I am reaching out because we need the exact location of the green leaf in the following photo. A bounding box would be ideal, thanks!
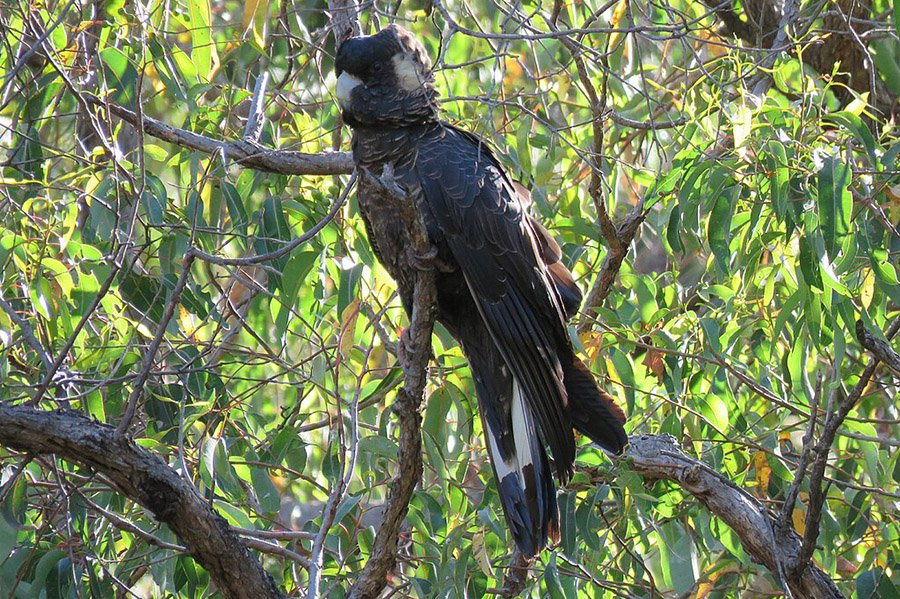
[824,112,878,165]
[817,156,852,259]
[337,263,363,317]
[873,39,900,95]
[707,188,734,275]
[666,204,684,254]
[359,435,398,460]
[700,317,721,353]
[703,371,730,432]
[141,175,168,226]
[100,47,138,107]
[558,491,577,556]
[798,235,824,290]
[148,38,187,101]
[869,247,899,285]
[254,197,292,290]
[857,568,900,599]
[189,0,213,80]
[896,0,900,36]
[220,182,249,236]
[250,467,281,514]
[661,521,697,595]
[765,140,790,222]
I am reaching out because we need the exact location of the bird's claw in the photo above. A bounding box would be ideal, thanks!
[405,245,454,273]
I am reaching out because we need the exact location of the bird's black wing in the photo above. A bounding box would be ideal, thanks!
[415,124,576,479]
[511,180,583,320]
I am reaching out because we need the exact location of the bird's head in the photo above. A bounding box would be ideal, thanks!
[335,24,438,127]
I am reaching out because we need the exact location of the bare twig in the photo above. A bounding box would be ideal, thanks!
[192,172,357,268]
[0,404,284,599]
[542,9,647,332]
[577,202,645,330]
[31,266,120,405]
[748,0,801,98]
[116,252,196,435]
[0,0,78,105]
[77,489,187,552]
[232,526,316,541]
[307,301,367,599]
[244,73,269,143]
[433,0,684,40]
[242,536,311,568]
[777,375,821,537]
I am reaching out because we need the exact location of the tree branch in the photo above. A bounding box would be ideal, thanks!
[543,6,647,333]
[797,316,900,573]
[855,319,900,374]
[348,165,438,599]
[117,251,195,435]
[496,552,530,597]
[577,203,645,332]
[0,404,284,599]
[85,96,354,176]
[243,72,269,144]
[627,434,843,599]
[328,0,360,43]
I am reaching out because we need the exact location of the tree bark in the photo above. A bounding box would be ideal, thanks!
[0,404,284,599]
[627,434,844,599]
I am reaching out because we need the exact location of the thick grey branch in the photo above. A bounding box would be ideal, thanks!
[0,404,283,599]
[627,434,843,599]
[328,0,360,43]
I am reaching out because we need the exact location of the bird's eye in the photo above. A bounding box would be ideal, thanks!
[370,63,384,74]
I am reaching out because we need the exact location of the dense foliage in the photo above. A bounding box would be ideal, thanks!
[0,0,897,596]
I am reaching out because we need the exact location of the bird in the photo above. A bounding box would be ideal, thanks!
[334,24,628,558]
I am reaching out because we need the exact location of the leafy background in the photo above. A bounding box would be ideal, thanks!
[0,0,898,596]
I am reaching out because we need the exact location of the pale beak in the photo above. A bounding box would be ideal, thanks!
[336,71,363,107]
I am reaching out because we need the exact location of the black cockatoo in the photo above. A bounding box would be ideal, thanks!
[335,24,627,557]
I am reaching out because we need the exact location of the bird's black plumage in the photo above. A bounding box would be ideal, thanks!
[335,24,628,557]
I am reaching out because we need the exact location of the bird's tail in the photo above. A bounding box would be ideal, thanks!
[562,357,628,454]
[481,376,559,557]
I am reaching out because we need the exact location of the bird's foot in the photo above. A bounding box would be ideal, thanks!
[361,165,408,200]
[404,245,455,273]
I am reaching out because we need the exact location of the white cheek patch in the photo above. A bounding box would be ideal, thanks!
[391,53,426,93]
[336,72,363,106]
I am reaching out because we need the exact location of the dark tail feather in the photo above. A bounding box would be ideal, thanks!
[562,358,628,454]
[481,378,559,557]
